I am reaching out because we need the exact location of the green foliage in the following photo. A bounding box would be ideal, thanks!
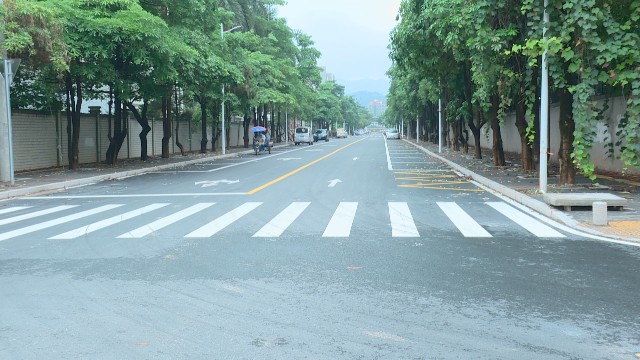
[390,0,640,177]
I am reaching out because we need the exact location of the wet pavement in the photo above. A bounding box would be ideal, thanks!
[1,139,638,243]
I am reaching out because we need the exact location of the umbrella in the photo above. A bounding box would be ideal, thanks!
[250,126,266,133]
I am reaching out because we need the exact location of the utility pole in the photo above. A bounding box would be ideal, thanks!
[539,0,549,193]
[220,24,241,155]
[0,0,15,184]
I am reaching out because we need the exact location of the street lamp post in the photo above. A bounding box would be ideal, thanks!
[220,24,241,155]
[539,0,549,193]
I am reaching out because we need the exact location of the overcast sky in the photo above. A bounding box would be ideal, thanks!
[277,0,401,95]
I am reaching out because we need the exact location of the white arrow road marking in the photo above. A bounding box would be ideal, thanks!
[277,158,302,161]
[353,157,359,161]
[195,179,240,188]
[328,179,342,188]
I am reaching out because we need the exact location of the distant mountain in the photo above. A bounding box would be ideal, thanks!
[342,78,389,99]
[349,91,387,108]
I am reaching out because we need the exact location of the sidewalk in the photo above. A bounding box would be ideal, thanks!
[0,140,638,244]
[409,140,639,244]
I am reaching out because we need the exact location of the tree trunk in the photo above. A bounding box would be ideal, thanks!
[105,94,127,165]
[211,99,220,152]
[161,95,172,158]
[126,100,151,161]
[64,74,82,170]
[460,118,469,153]
[199,97,208,153]
[531,67,541,171]
[558,87,576,185]
[463,60,484,159]
[174,86,184,156]
[514,94,534,171]
[490,95,506,166]
[243,112,251,148]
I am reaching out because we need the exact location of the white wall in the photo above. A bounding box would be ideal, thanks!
[476,96,638,175]
[10,110,248,171]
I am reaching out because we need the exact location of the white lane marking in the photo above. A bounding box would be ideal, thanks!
[195,179,240,188]
[437,202,492,238]
[323,202,358,237]
[118,203,215,238]
[0,205,77,226]
[384,137,393,171]
[0,206,32,216]
[0,205,122,242]
[185,202,262,238]
[389,202,419,237]
[328,179,342,188]
[29,193,246,199]
[179,146,305,173]
[487,202,566,238]
[50,203,169,239]
[253,202,310,237]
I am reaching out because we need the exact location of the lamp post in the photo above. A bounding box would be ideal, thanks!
[539,0,549,193]
[220,24,241,155]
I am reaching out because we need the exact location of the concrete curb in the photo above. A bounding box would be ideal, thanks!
[404,140,639,243]
[0,149,256,201]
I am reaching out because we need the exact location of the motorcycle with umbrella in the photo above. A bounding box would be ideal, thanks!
[251,126,272,155]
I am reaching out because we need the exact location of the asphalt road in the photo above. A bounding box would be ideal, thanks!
[1,134,639,359]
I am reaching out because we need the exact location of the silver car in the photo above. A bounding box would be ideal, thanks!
[386,129,400,139]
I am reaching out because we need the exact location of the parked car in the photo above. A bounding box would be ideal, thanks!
[314,129,329,142]
[294,127,313,145]
[386,129,400,139]
[336,128,347,138]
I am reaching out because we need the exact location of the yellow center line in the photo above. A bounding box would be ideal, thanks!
[246,137,368,195]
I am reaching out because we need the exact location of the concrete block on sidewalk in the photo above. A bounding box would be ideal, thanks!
[592,201,608,226]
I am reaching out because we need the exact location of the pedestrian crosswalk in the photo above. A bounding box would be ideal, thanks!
[0,201,566,242]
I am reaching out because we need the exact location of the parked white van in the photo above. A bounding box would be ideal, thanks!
[294,127,313,145]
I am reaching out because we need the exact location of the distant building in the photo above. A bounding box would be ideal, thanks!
[368,99,386,119]
[320,66,335,82]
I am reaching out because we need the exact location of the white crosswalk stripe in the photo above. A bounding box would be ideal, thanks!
[0,206,32,216]
[0,205,122,242]
[487,202,565,238]
[185,202,262,238]
[0,205,77,226]
[323,202,358,237]
[389,202,420,237]
[0,201,569,241]
[438,202,492,237]
[254,202,309,237]
[118,203,215,238]
[50,203,169,240]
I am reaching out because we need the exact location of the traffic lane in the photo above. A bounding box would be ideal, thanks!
[16,143,343,198]
[386,139,494,203]
[2,226,639,358]
[256,135,397,203]
[243,137,370,198]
